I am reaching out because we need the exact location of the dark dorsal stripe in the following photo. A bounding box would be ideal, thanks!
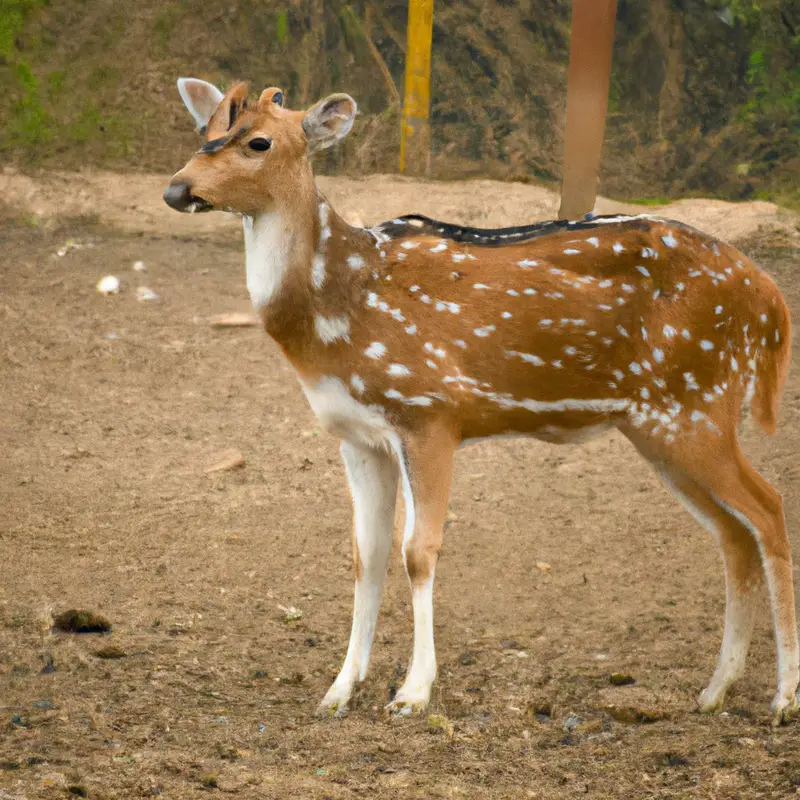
[377,213,654,246]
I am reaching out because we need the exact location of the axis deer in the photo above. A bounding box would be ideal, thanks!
[164,78,798,723]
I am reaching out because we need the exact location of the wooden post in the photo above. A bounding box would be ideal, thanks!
[558,0,618,221]
[400,0,434,176]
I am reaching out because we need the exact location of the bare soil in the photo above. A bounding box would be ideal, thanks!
[2,173,800,799]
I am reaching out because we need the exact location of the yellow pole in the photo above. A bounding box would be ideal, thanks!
[400,0,434,176]
[558,0,618,220]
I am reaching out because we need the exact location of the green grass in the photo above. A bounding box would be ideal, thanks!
[625,196,671,207]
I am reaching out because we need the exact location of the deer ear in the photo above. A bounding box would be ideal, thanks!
[177,78,224,131]
[302,94,357,153]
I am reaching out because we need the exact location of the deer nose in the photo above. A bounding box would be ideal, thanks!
[163,181,192,211]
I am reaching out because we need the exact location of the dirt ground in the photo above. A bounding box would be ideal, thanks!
[2,173,800,799]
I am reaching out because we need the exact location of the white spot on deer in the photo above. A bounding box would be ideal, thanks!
[524,288,537,295]
[564,248,580,255]
[473,325,496,338]
[452,253,467,262]
[405,324,417,335]
[617,325,629,338]
[421,295,433,304]
[396,252,407,261]
[409,285,420,293]
[715,305,724,315]
[700,340,714,351]
[384,389,433,406]
[366,292,379,308]
[551,360,563,368]
[598,304,613,311]
[652,347,664,363]
[744,278,751,285]
[630,362,643,375]
[760,313,768,323]
[618,284,634,295]
[430,242,448,253]
[507,289,520,297]
[641,327,649,341]
[314,314,351,345]
[640,387,650,399]
[350,374,365,395]
[539,319,553,327]
[612,242,625,254]
[587,236,600,248]
[684,372,699,391]
[730,355,739,372]
[613,369,625,381]
[506,350,545,366]
[518,259,538,267]
[454,339,467,349]
[598,279,613,288]
[564,346,577,356]
[703,392,714,403]
[681,329,692,340]
[502,311,513,319]
[401,240,419,249]
[311,253,326,289]
[390,308,406,322]
[775,329,781,343]
[663,325,676,339]
[636,265,651,277]
[661,232,678,248]
[654,377,666,389]
[387,363,411,377]
[474,283,490,290]
[347,254,365,270]
[425,359,438,369]
[641,247,658,259]
[365,342,387,360]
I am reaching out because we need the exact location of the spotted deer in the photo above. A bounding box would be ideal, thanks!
[164,78,798,723]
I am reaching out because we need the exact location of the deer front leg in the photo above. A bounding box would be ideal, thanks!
[386,424,457,715]
[318,441,398,716]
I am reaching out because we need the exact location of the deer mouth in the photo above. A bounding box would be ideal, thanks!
[184,195,214,213]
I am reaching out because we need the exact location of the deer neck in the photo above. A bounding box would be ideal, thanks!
[242,189,374,348]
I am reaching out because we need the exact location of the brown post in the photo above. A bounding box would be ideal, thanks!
[400,0,434,176]
[558,0,618,221]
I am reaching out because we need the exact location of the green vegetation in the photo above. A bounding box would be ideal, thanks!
[0,0,797,209]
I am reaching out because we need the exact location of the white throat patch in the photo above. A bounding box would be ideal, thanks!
[243,212,290,309]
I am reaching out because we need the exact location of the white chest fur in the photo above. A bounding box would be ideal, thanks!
[300,376,394,451]
[243,212,291,309]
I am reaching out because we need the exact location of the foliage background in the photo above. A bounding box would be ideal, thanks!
[0,0,797,206]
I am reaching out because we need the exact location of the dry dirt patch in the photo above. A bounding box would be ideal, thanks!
[1,174,800,798]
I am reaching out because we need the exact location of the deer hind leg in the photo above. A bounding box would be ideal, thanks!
[386,423,457,715]
[318,440,398,716]
[655,463,763,712]
[629,428,799,724]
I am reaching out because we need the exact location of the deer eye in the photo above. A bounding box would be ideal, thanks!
[248,137,272,152]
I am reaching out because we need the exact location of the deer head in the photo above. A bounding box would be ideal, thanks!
[164,79,357,217]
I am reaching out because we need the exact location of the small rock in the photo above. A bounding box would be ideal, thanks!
[279,605,303,623]
[209,312,259,328]
[31,699,56,710]
[500,640,520,650]
[609,673,636,686]
[96,275,120,295]
[458,651,476,666]
[563,713,582,732]
[204,448,245,473]
[535,561,552,573]
[604,704,667,724]
[94,645,126,659]
[136,286,160,302]
[427,714,454,738]
[132,260,147,272]
[53,609,112,634]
